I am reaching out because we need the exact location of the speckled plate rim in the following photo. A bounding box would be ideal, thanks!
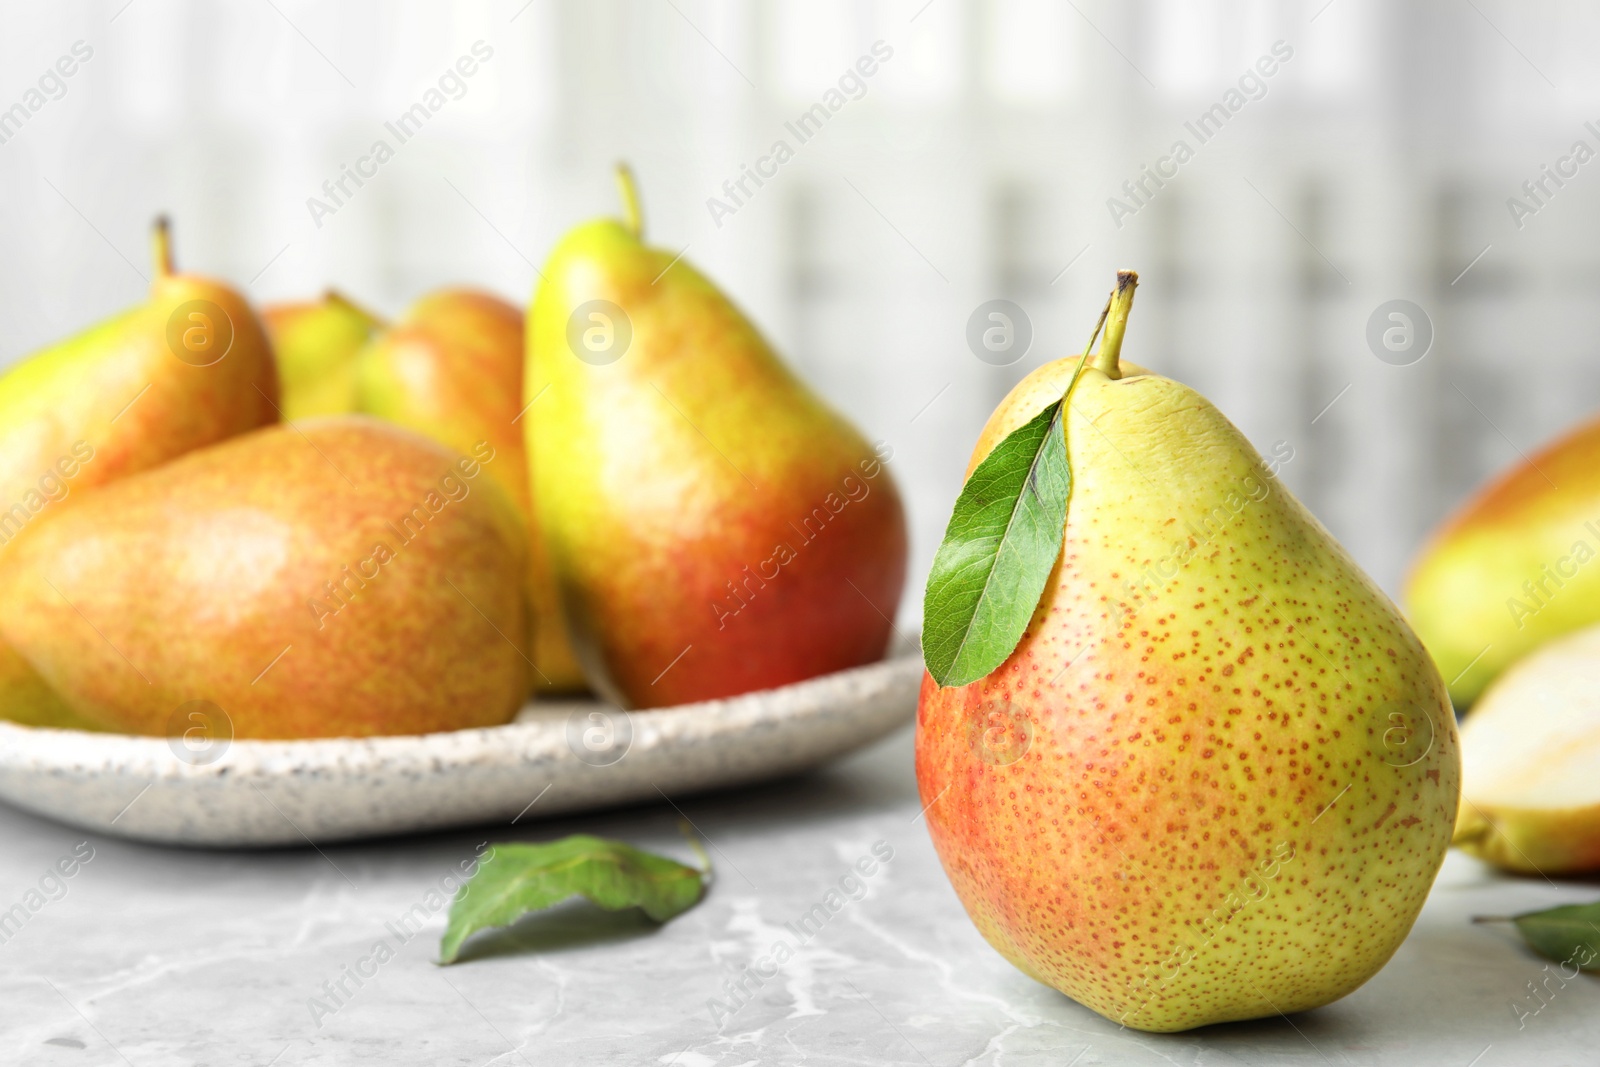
[0,650,924,848]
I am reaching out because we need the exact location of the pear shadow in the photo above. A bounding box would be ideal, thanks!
[445,896,664,964]
[1150,1001,1355,1043]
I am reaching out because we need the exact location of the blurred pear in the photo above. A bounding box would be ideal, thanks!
[0,217,278,728]
[357,288,585,692]
[1407,414,1600,707]
[527,166,907,709]
[263,290,385,420]
[0,418,528,739]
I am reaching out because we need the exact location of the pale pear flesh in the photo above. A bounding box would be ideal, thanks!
[1454,623,1600,873]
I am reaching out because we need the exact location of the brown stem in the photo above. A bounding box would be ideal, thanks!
[151,216,174,279]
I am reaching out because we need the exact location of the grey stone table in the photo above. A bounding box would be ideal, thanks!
[1,723,1596,1066]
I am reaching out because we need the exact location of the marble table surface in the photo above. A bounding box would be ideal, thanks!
[1,722,1596,1066]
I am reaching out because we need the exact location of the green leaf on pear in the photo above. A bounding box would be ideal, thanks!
[438,835,708,964]
[921,389,1075,689]
[1483,901,1600,972]
[920,277,1133,689]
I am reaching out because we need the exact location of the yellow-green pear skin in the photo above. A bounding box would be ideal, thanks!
[0,418,528,739]
[915,279,1460,1032]
[263,290,384,420]
[1453,622,1600,873]
[527,171,907,709]
[357,288,585,692]
[1406,414,1600,707]
[0,643,103,731]
[0,218,278,728]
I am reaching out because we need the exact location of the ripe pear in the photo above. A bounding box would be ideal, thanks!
[915,274,1460,1032]
[0,218,277,499]
[528,167,907,708]
[1453,622,1600,873]
[1406,414,1600,707]
[0,217,277,728]
[0,418,528,739]
[356,287,585,693]
[263,290,384,420]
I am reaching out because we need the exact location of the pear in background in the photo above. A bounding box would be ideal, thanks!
[916,274,1460,1032]
[527,167,908,709]
[0,418,528,739]
[1454,622,1600,873]
[0,217,278,727]
[263,290,385,420]
[0,644,102,731]
[356,288,585,692]
[1406,414,1600,707]
[0,218,277,496]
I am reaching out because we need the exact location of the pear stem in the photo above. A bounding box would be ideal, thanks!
[152,215,174,279]
[1091,270,1139,379]
[1078,294,1113,361]
[615,162,644,239]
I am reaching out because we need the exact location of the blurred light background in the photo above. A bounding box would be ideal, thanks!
[0,0,1589,620]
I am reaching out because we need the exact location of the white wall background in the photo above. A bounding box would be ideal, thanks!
[0,0,1593,619]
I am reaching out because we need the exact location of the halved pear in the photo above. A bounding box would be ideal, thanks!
[1455,623,1600,873]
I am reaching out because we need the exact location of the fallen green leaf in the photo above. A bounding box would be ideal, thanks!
[439,835,708,964]
[1478,901,1600,972]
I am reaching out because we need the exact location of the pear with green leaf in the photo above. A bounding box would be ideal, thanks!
[915,272,1460,1032]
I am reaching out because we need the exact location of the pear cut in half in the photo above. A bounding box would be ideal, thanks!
[1455,624,1600,874]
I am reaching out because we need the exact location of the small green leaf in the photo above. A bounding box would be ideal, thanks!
[921,277,1128,690]
[439,835,707,964]
[1493,901,1600,971]
[921,393,1074,688]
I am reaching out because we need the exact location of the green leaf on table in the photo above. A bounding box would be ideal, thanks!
[921,392,1075,689]
[439,835,708,964]
[1491,901,1600,971]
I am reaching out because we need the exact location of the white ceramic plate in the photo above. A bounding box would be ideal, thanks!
[0,651,922,848]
